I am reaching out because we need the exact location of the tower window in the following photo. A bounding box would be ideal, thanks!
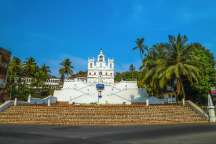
[110,63,112,68]
[90,63,93,68]
[99,55,103,62]
[99,72,102,75]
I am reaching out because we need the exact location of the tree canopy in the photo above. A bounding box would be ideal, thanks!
[136,34,216,104]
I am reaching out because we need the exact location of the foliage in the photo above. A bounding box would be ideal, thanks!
[59,58,73,80]
[115,64,140,82]
[6,57,52,101]
[188,44,216,104]
[133,37,149,60]
[137,34,216,105]
[23,57,37,77]
[70,71,87,78]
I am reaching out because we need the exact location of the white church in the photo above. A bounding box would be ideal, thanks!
[54,49,148,104]
[87,49,114,84]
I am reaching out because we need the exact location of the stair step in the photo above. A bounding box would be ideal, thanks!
[0,103,208,125]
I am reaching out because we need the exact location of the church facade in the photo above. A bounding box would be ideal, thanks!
[87,49,114,84]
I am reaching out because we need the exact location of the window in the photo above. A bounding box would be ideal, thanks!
[110,73,112,76]
[99,72,102,75]
[94,72,96,75]
[89,72,91,75]
[110,63,112,68]
[100,63,102,68]
[99,55,103,62]
[90,63,93,68]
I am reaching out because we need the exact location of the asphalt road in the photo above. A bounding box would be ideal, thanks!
[0,124,216,144]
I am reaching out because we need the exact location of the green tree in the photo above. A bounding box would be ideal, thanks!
[188,43,216,104]
[40,64,51,76]
[7,56,55,99]
[7,57,22,99]
[23,57,37,77]
[59,58,73,81]
[7,57,22,80]
[133,37,148,60]
[129,64,136,80]
[70,71,87,78]
[32,70,47,88]
[141,34,201,105]
[114,72,122,82]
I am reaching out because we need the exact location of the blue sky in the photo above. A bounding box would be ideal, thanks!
[0,0,215,76]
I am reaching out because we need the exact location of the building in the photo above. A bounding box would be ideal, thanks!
[87,49,114,84]
[0,48,11,89]
[20,77,61,89]
[54,50,148,104]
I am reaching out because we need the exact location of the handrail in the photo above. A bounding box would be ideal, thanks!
[69,84,95,102]
[107,87,127,96]
[109,93,131,102]
[0,101,13,112]
[186,100,209,119]
[70,93,89,101]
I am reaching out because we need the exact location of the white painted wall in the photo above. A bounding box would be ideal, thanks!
[54,80,149,104]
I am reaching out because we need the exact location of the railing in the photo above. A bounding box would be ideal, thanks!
[0,101,13,112]
[109,93,131,102]
[30,96,57,105]
[186,101,209,119]
[70,93,89,102]
[64,78,87,83]
[69,83,96,103]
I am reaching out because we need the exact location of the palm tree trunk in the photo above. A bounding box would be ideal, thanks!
[176,78,186,106]
[179,78,186,106]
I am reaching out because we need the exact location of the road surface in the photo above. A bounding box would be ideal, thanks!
[0,124,216,144]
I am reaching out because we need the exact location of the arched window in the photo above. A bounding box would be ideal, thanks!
[110,63,112,68]
[99,72,102,75]
[94,72,96,75]
[89,72,91,75]
[90,63,93,68]
[99,55,103,62]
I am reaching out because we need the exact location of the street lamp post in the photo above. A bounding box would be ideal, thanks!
[96,83,104,104]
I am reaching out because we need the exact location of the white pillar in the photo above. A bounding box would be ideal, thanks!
[48,96,51,107]
[28,94,31,103]
[146,98,149,106]
[208,106,216,122]
[182,98,185,106]
[208,94,216,122]
[14,97,18,106]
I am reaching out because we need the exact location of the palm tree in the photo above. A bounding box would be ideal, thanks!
[8,57,22,79]
[7,57,22,99]
[133,38,148,60]
[32,64,50,87]
[59,58,73,81]
[23,57,37,77]
[142,34,200,105]
[41,64,51,77]
[129,64,136,80]
[32,70,45,88]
